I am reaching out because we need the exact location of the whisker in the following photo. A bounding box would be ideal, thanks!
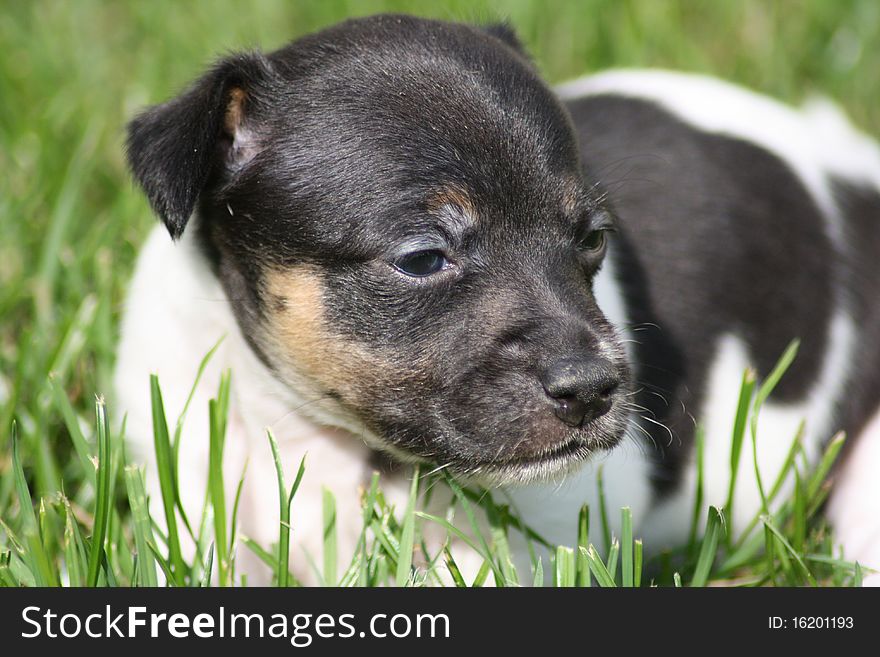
[639,414,676,447]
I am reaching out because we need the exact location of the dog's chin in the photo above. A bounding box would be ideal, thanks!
[379,425,626,488]
[455,437,616,488]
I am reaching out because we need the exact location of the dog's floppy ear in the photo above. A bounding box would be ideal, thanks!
[482,22,530,59]
[126,53,273,239]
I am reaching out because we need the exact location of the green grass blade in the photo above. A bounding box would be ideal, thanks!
[48,374,95,484]
[323,487,338,586]
[34,121,98,325]
[200,543,214,588]
[688,426,705,552]
[761,516,817,586]
[533,555,544,587]
[471,560,491,587]
[413,512,484,557]
[240,536,300,584]
[554,546,575,587]
[725,368,756,524]
[228,460,248,582]
[11,422,38,534]
[443,547,468,587]
[266,428,289,587]
[61,498,87,587]
[792,469,806,553]
[208,382,229,585]
[733,423,806,551]
[26,533,57,587]
[486,499,518,586]
[748,340,799,516]
[374,554,390,585]
[442,474,506,585]
[690,506,724,587]
[149,375,186,585]
[171,340,226,544]
[0,552,20,587]
[86,398,111,587]
[806,432,845,505]
[206,404,226,579]
[395,466,420,587]
[605,538,619,583]
[596,465,611,551]
[766,421,805,503]
[358,473,380,587]
[0,548,36,587]
[634,539,643,588]
[124,465,158,587]
[585,546,616,588]
[267,429,307,587]
[337,554,363,587]
[576,504,590,587]
[753,340,800,410]
[621,507,633,587]
[146,541,176,585]
[208,408,229,586]
[369,518,401,567]
[749,421,770,517]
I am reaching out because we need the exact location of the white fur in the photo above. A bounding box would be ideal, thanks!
[828,407,880,585]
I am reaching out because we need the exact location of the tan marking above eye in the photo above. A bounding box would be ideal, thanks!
[427,185,477,222]
[561,178,583,217]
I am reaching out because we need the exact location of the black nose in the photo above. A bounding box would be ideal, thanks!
[541,356,620,427]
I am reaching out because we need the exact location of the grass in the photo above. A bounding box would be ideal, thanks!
[1,0,878,587]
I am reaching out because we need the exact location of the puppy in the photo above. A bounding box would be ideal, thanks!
[116,14,880,584]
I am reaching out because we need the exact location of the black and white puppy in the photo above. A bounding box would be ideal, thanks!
[116,15,880,584]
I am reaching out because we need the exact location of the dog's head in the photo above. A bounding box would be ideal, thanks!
[127,15,630,484]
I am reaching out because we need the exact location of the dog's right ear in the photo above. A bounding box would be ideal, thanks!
[126,53,274,240]
[482,22,530,60]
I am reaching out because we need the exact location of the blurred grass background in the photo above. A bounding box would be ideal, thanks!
[0,0,878,558]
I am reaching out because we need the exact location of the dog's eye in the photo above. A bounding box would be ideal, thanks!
[393,249,449,277]
[578,229,607,253]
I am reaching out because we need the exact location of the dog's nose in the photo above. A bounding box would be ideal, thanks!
[541,356,620,426]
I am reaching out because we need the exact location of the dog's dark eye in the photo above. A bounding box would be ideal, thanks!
[393,249,448,277]
[578,229,607,253]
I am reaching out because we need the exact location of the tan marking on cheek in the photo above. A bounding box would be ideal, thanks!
[263,267,387,401]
